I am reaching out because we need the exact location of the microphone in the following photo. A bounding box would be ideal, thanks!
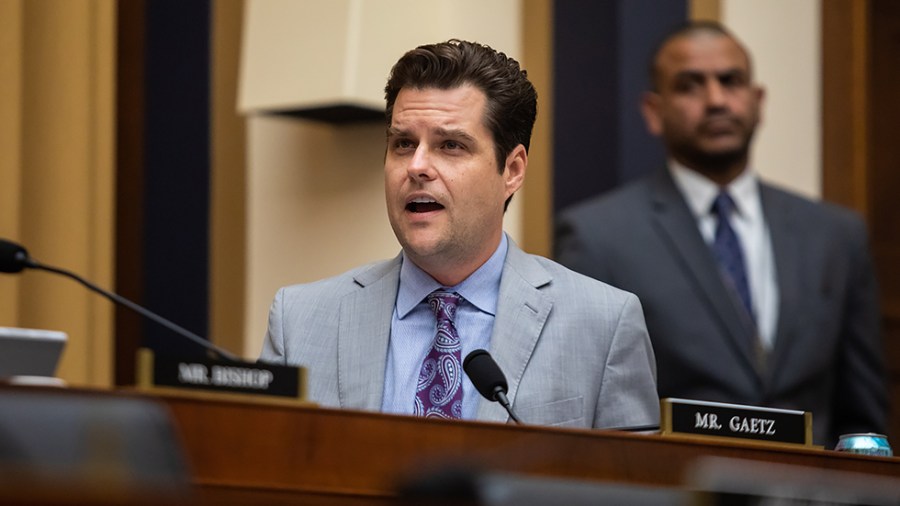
[0,238,30,273]
[0,238,238,362]
[463,349,522,424]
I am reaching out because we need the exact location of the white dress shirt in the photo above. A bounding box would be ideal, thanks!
[669,162,780,349]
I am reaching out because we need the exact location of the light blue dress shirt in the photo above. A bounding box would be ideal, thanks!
[381,234,508,418]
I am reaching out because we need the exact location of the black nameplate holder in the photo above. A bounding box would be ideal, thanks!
[136,348,307,401]
[661,398,813,447]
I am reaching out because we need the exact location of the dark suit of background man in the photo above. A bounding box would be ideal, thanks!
[555,21,888,447]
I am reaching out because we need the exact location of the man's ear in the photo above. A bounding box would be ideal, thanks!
[754,85,766,124]
[503,144,527,199]
[640,91,663,136]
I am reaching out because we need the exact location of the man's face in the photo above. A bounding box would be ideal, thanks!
[384,85,525,284]
[642,33,764,175]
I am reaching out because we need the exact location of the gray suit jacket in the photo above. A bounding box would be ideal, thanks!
[260,240,659,430]
[556,170,887,446]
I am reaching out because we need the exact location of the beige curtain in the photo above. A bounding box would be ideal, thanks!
[0,0,115,387]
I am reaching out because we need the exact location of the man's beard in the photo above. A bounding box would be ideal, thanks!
[668,129,756,174]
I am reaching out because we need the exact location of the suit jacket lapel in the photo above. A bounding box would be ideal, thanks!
[760,185,802,383]
[337,255,401,411]
[649,170,762,378]
[475,242,553,422]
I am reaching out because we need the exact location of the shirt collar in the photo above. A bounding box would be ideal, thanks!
[668,160,762,221]
[396,233,508,319]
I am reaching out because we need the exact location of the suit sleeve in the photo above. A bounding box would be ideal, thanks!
[593,293,660,429]
[259,287,287,364]
[832,220,888,436]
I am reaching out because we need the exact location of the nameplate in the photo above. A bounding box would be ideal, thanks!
[660,398,812,446]
[136,348,306,401]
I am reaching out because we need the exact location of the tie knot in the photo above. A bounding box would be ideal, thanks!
[711,191,737,217]
[427,291,460,322]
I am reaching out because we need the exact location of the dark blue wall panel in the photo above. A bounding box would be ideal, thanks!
[143,0,211,355]
[553,0,686,212]
[553,0,620,212]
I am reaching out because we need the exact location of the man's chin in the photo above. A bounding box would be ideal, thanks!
[398,235,448,261]
[683,144,748,172]
[698,136,743,153]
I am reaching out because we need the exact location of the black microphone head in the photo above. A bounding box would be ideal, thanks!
[0,239,31,273]
[463,349,508,402]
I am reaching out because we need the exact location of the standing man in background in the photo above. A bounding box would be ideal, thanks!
[262,39,659,430]
[555,21,887,446]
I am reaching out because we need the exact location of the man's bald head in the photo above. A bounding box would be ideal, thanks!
[649,21,754,92]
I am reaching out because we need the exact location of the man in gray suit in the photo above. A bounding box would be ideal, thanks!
[261,40,659,430]
[556,22,887,446]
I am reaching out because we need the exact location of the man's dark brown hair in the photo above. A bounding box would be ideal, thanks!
[384,39,537,176]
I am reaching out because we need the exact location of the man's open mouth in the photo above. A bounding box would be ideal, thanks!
[406,198,444,213]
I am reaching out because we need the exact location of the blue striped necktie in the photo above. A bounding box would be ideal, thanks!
[710,192,754,322]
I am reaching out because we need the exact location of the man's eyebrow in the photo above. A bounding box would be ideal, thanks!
[714,68,748,78]
[386,127,408,138]
[434,127,477,143]
[386,126,478,143]
[673,68,747,80]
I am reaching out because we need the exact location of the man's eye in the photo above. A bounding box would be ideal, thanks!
[719,74,746,88]
[394,139,414,150]
[443,140,463,150]
[674,79,701,93]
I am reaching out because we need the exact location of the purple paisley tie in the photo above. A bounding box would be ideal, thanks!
[414,291,463,419]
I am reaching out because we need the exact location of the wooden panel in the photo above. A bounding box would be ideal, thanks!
[155,391,900,503]
[690,0,720,21]
[4,386,898,504]
[821,0,869,216]
[521,0,553,258]
[17,0,115,386]
[0,0,23,324]
[867,0,900,447]
[882,315,900,450]
[869,0,900,306]
[210,0,248,356]
[823,0,900,446]
[114,0,146,386]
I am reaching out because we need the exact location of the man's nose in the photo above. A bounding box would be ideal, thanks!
[706,79,727,108]
[407,146,436,180]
